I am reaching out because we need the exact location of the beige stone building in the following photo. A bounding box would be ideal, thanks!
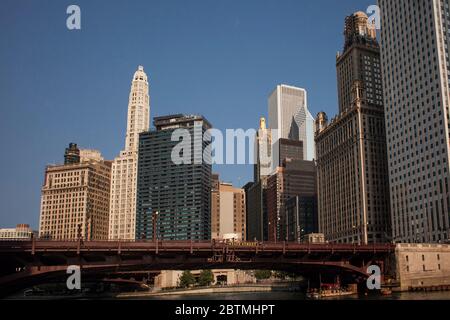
[0,224,36,240]
[211,176,246,241]
[39,146,111,240]
[315,12,391,244]
[395,244,450,291]
[108,66,150,240]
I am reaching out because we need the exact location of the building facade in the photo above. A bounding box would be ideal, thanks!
[395,243,450,290]
[108,66,150,240]
[284,196,318,243]
[268,84,315,164]
[136,114,212,241]
[39,145,111,240]
[315,12,391,244]
[0,224,36,240]
[273,138,303,169]
[379,0,450,243]
[248,117,272,242]
[211,179,246,241]
[267,159,317,241]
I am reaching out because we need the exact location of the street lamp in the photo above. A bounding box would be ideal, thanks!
[276,216,281,243]
[152,211,159,242]
[352,225,356,244]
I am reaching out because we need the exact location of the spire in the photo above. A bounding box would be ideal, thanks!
[259,117,267,130]
[124,65,150,152]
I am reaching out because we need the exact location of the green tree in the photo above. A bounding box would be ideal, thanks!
[198,270,214,287]
[178,270,195,288]
[254,270,272,280]
[273,271,288,279]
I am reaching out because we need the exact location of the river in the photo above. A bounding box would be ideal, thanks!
[126,291,450,300]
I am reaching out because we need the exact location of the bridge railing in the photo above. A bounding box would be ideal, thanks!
[0,238,396,253]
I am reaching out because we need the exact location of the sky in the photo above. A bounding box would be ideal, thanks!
[0,0,375,229]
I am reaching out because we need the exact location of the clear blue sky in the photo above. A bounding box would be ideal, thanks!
[0,0,374,229]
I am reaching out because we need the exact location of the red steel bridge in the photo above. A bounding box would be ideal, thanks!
[0,239,396,295]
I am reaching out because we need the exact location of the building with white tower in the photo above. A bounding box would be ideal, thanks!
[108,66,150,240]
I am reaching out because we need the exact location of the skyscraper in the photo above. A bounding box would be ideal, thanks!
[39,144,111,240]
[268,85,315,164]
[315,12,391,244]
[379,0,450,243]
[136,114,212,241]
[108,66,150,240]
[266,159,317,241]
[247,117,272,242]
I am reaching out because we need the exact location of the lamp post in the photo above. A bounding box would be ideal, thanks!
[352,225,356,244]
[275,216,281,243]
[152,211,159,242]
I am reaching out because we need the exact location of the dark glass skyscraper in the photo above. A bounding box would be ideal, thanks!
[136,114,212,241]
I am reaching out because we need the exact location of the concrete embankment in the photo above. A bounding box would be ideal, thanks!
[117,284,301,298]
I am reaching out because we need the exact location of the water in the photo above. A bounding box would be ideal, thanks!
[126,291,450,300]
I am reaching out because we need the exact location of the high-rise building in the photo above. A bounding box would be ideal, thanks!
[379,0,450,243]
[136,114,212,241]
[108,66,150,240]
[211,177,246,241]
[315,12,391,244]
[248,117,273,242]
[284,196,318,243]
[244,181,268,242]
[273,138,304,168]
[267,159,317,241]
[39,144,111,240]
[268,85,315,164]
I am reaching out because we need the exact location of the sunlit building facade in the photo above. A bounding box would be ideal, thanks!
[108,66,150,240]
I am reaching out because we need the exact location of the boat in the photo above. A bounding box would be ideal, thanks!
[307,288,356,299]
[306,281,357,299]
[381,288,392,295]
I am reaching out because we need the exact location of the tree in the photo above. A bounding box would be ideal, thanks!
[198,270,215,287]
[178,270,195,288]
[273,271,289,279]
[254,270,272,280]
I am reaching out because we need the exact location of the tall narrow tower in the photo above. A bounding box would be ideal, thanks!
[108,66,150,240]
[315,12,390,244]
